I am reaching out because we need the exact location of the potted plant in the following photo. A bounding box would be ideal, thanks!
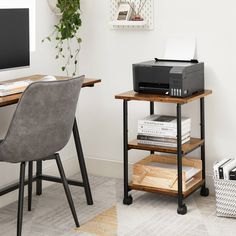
[44,0,82,76]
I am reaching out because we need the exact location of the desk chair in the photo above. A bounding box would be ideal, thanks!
[0,76,84,236]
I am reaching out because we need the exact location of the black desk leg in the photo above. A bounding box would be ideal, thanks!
[200,98,209,197]
[36,160,42,195]
[73,118,93,205]
[123,100,133,205]
[177,104,187,215]
[150,102,155,155]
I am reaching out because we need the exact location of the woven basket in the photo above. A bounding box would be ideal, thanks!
[214,178,236,218]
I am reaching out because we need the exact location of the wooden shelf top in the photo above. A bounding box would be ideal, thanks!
[0,75,101,108]
[129,179,204,198]
[128,138,204,155]
[115,90,212,104]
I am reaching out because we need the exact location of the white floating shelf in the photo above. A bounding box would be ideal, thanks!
[110,20,147,26]
[110,20,147,27]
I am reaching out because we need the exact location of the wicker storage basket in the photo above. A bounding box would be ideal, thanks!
[214,178,236,218]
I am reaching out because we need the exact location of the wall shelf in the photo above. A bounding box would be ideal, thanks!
[109,20,147,27]
[110,0,154,30]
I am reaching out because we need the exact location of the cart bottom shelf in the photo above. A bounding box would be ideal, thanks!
[129,179,204,198]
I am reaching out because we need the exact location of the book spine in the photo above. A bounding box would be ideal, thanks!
[229,169,236,180]
[219,167,224,179]
[138,119,191,128]
[137,128,190,138]
[138,124,191,132]
[137,137,190,147]
[222,159,236,180]
[137,133,190,143]
[213,165,219,179]
[218,159,232,179]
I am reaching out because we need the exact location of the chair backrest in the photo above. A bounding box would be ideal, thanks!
[0,76,84,163]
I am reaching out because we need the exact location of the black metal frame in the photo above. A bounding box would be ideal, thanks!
[16,154,79,236]
[0,118,93,206]
[17,162,25,236]
[122,98,209,214]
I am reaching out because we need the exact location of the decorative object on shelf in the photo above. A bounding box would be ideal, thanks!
[43,0,82,76]
[128,0,147,21]
[110,0,154,30]
[116,2,132,21]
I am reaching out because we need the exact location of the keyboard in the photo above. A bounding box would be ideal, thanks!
[0,80,32,97]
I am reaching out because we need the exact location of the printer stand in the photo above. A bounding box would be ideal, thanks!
[115,90,212,215]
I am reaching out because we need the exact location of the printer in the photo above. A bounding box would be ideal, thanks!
[133,59,204,97]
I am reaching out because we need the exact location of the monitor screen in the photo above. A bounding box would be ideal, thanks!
[0,8,30,70]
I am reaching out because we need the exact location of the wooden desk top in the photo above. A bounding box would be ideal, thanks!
[0,75,101,108]
[115,90,212,104]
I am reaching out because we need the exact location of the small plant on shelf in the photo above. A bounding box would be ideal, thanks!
[43,0,82,77]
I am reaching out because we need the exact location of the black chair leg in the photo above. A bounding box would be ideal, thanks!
[36,160,42,195]
[28,161,33,211]
[55,154,80,227]
[17,162,26,236]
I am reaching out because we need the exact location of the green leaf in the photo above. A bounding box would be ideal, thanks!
[43,0,82,76]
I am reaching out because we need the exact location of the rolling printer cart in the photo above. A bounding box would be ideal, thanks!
[115,90,212,215]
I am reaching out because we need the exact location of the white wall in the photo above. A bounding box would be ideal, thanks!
[78,0,236,187]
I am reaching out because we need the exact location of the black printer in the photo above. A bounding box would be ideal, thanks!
[133,59,204,97]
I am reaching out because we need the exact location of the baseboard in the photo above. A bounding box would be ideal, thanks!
[0,156,79,208]
[85,156,215,196]
[85,156,128,179]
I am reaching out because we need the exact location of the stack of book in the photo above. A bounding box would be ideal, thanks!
[137,115,191,148]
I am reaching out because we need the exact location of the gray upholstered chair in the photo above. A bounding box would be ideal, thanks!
[0,76,84,236]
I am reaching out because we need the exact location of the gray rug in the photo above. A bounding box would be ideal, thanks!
[0,175,236,236]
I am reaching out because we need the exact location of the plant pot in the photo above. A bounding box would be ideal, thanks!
[47,0,62,16]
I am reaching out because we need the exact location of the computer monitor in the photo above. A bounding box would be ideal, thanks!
[0,8,30,70]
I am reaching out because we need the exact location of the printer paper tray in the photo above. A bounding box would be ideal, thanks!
[139,86,169,94]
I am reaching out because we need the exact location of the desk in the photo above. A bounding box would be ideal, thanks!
[0,75,101,206]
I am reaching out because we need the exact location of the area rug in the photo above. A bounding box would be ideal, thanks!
[75,206,117,236]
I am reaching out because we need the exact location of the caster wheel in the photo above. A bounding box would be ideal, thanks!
[200,187,209,197]
[177,204,187,215]
[123,195,133,205]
